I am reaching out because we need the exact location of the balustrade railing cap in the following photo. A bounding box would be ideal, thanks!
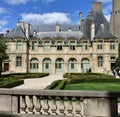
[0,89,120,98]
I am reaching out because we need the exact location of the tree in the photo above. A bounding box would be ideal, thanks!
[0,34,8,76]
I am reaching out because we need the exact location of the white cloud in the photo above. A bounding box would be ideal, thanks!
[21,12,71,24]
[0,7,6,14]
[3,0,37,5]
[0,20,8,26]
[0,19,8,32]
[103,4,112,15]
[42,0,54,3]
[105,14,111,22]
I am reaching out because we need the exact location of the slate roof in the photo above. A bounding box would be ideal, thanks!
[32,24,80,32]
[95,23,114,39]
[7,5,115,40]
[80,10,112,39]
[7,25,27,39]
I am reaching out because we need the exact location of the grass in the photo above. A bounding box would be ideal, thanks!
[64,82,120,91]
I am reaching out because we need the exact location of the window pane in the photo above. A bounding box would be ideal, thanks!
[98,57,103,67]
[17,41,22,50]
[16,57,22,67]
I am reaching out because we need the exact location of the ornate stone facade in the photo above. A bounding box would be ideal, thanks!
[2,2,119,74]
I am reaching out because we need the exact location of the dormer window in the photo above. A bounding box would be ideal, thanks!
[97,41,102,50]
[110,41,115,50]
[82,41,88,50]
[70,41,75,50]
[57,41,63,51]
[32,41,37,51]
[16,40,22,50]
[44,41,50,51]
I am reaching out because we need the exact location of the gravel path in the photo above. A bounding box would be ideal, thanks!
[13,74,64,89]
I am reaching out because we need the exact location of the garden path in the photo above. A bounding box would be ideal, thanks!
[13,74,64,89]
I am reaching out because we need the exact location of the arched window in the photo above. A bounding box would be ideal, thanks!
[81,58,90,73]
[43,58,51,73]
[30,58,39,72]
[68,58,77,73]
[55,58,64,73]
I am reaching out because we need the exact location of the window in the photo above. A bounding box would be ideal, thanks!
[82,41,88,50]
[56,59,64,69]
[32,41,37,50]
[57,41,62,51]
[30,58,39,69]
[110,57,116,62]
[16,56,22,67]
[44,41,50,51]
[110,41,115,50]
[6,43,10,51]
[97,41,102,50]
[98,56,103,67]
[16,41,22,50]
[70,41,75,50]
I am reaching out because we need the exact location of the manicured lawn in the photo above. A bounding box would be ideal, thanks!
[64,82,120,91]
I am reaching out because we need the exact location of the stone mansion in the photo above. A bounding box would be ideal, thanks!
[2,2,120,74]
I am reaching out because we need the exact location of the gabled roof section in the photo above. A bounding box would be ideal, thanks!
[95,23,115,39]
[80,10,109,38]
[7,25,27,39]
[31,24,80,32]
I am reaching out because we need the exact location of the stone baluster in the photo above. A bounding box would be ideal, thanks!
[34,96,42,114]
[27,95,34,114]
[49,96,57,115]
[65,97,73,116]
[42,96,49,115]
[74,97,82,116]
[20,95,27,114]
[57,97,65,115]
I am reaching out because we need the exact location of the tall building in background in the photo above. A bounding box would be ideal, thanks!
[110,0,120,39]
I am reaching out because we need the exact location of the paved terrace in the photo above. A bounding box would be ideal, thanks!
[13,74,64,89]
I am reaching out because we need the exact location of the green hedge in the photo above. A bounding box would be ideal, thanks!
[66,78,120,84]
[63,73,115,79]
[54,80,66,90]
[0,79,24,88]
[2,73,49,79]
[45,80,62,89]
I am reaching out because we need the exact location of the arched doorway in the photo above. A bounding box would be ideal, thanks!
[68,58,77,73]
[81,58,90,73]
[30,58,39,73]
[55,58,64,74]
[42,58,51,73]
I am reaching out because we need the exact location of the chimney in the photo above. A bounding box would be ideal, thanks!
[56,22,60,32]
[18,20,25,32]
[91,22,95,41]
[92,2,102,11]
[25,23,31,39]
[79,12,83,25]
[33,30,37,37]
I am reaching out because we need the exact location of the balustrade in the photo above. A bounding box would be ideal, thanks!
[0,89,119,117]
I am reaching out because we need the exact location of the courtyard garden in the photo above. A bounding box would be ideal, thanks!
[0,73,49,88]
[45,73,120,91]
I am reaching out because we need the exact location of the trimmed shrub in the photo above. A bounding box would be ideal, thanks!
[45,80,62,89]
[0,79,24,88]
[2,73,49,79]
[54,80,66,90]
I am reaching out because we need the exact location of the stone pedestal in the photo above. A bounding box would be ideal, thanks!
[83,98,118,117]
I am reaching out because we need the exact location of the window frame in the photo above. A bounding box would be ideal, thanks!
[82,41,88,50]
[16,56,22,67]
[98,56,103,67]
[32,41,38,51]
[97,41,103,50]
[16,40,22,50]
[57,41,63,51]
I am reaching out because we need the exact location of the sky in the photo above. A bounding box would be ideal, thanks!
[0,0,112,32]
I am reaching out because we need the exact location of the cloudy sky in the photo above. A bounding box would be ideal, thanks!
[0,0,112,32]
